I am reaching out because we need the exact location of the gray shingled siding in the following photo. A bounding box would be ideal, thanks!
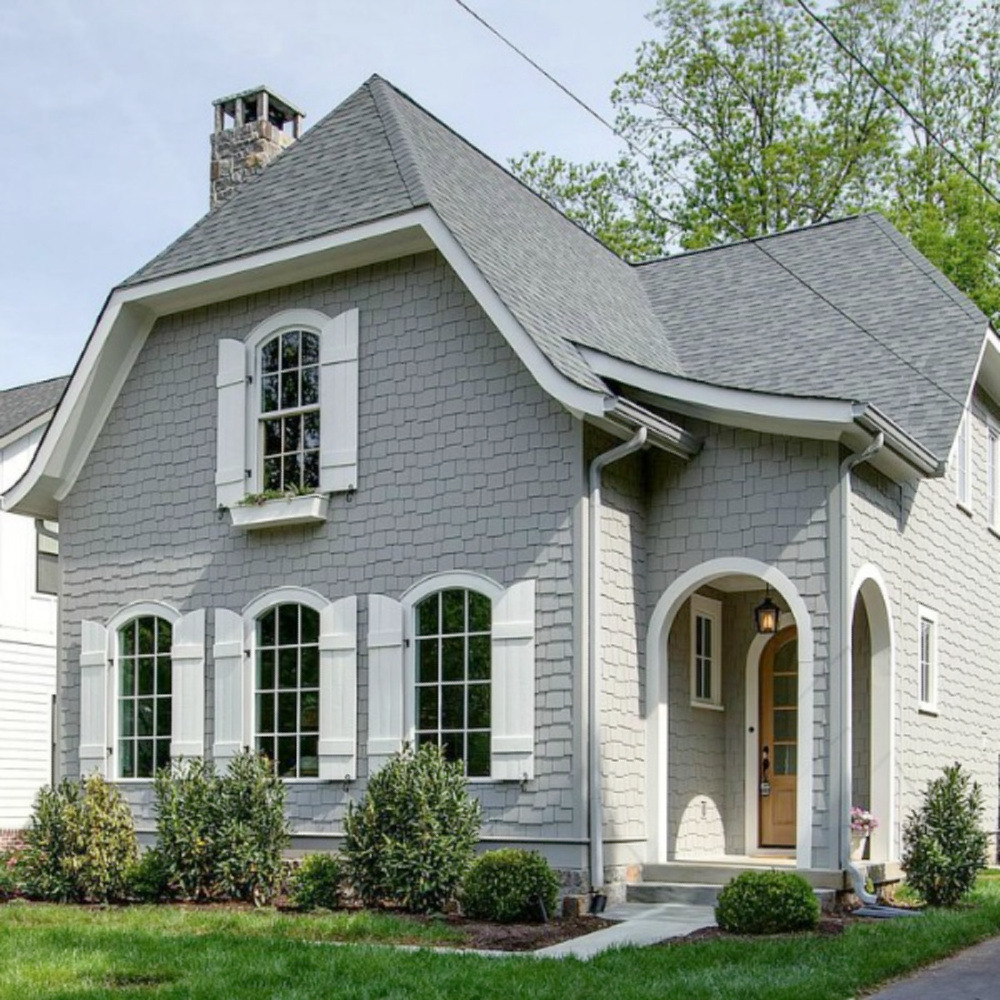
[585,429,648,869]
[646,427,838,870]
[58,250,585,853]
[851,390,1000,855]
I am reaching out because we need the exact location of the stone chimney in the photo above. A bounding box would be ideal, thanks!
[210,86,305,210]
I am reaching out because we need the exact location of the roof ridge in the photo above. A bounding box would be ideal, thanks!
[366,77,430,208]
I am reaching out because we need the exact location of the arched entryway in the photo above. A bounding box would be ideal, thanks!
[646,558,816,869]
[850,566,895,861]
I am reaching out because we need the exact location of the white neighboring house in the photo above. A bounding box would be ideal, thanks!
[0,377,68,844]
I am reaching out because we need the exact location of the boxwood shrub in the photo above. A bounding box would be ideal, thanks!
[462,849,560,923]
[715,870,820,934]
[290,853,344,911]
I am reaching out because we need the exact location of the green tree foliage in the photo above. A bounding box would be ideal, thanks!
[512,0,1000,321]
[902,762,988,907]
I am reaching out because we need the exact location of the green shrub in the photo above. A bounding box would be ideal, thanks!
[715,870,820,934]
[462,849,560,922]
[153,752,289,905]
[21,774,138,903]
[344,743,481,913]
[125,849,169,903]
[0,851,22,901]
[902,762,988,907]
[290,853,344,911]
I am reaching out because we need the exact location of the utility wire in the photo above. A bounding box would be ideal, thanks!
[451,0,977,417]
[796,0,1000,209]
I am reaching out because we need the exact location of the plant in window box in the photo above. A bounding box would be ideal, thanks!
[850,806,878,860]
[228,485,329,529]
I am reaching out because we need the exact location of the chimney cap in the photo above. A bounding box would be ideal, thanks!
[212,85,305,124]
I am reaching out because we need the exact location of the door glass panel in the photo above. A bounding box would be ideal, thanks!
[774,708,797,740]
[774,744,797,775]
[773,641,797,674]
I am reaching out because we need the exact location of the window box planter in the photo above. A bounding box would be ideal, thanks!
[230,493,328,530]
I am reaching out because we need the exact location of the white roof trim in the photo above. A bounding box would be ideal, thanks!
[580,347,862,432]
[4,207,609,518]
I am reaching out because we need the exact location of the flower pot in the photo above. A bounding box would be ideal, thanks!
[850,833,869,861]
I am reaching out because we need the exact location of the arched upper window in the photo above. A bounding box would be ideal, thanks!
[254,603,320,778]
[413,588,492,777]
[258,330,321,493]
[117,615,173,778]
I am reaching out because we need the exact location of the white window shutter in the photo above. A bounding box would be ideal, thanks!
[80,620,109,778]
[171,610,205,760]
[216,339,247,508]
[491,580,536,781]
[367,594,405,774]
[319,308,359,494]
[319,596,357,780]
[213,609,245,773]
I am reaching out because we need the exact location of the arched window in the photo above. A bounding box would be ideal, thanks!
[117,616,173,778]
[258,329,320,492]
[413,588,492,777]
[254,603,320,778]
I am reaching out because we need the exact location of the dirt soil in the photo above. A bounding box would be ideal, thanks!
[669,912,877,945]
[432,914,616,952]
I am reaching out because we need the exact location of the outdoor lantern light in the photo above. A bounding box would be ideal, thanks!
[754,587,781,635]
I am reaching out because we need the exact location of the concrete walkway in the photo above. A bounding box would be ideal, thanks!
[533,902,716,959]
[864,935,1000,999]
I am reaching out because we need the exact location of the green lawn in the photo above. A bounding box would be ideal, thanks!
[2,880,1000,1000]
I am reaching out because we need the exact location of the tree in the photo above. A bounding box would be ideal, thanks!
[512,0,1000,320]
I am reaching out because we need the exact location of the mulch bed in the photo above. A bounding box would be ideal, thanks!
[667,911,883,946]
[423,914,616,952]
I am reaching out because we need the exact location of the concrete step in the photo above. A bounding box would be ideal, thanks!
[642,861,846,891]
[627,880,838,911]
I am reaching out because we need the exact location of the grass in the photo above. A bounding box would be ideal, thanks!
[1,879,1000,1000]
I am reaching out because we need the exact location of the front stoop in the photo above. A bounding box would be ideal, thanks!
[627,862,845,911]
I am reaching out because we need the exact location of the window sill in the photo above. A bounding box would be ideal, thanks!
[989,523,1000,540]
[956,500,973,518]
[691,699,724,712]
[229,494,328,530]
[918,701,939,716]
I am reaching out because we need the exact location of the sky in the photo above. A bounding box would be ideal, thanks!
[0,0,655,391]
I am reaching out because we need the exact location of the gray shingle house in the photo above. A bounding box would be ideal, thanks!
[6,77,999,898]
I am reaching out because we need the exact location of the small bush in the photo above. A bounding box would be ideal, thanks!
[125,849,169,903]
[21,774,138,903]
[0,851,22,901]
[153,752,289,905]
[715,870,820,934]
[903,762,988,907]
[344,743,482,913]
[290,853,344,911]
[463,849,560,923]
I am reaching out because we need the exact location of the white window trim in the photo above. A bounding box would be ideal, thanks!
[955,412,972,514]
[241,586,332,783]
[988,418,1000,532]
[400,571,505,781]
[690,594,723,710]
[106,601,182,782]
[917,604,939,715]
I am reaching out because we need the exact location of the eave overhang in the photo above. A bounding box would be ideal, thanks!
[3,207,613,520]
[579,347,939,482]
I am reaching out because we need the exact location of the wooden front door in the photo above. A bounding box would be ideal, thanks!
[759,627,798,848]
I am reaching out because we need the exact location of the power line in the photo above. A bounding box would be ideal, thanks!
[796,0,1000,209]
[451,0,976,417]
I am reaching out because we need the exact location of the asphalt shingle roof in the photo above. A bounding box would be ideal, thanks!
[122,75,989,461]
[0,376,69,441]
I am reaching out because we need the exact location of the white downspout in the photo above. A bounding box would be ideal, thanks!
[588,427,647,891]
[833,432,883,903]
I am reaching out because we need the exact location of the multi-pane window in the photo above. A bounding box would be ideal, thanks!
[118,616,172,778]
[690,594,722,708]
[918,608,938,711]
[35,519,59,596]
[255,603,320,778]
[956,412,971,508]
[259,330,320,493]
[415,589,491,776]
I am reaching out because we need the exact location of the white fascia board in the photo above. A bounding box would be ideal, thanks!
[0,410,55,452]
[580,347,860,432]
[972,326,1000,406]
[6,207,608,517]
